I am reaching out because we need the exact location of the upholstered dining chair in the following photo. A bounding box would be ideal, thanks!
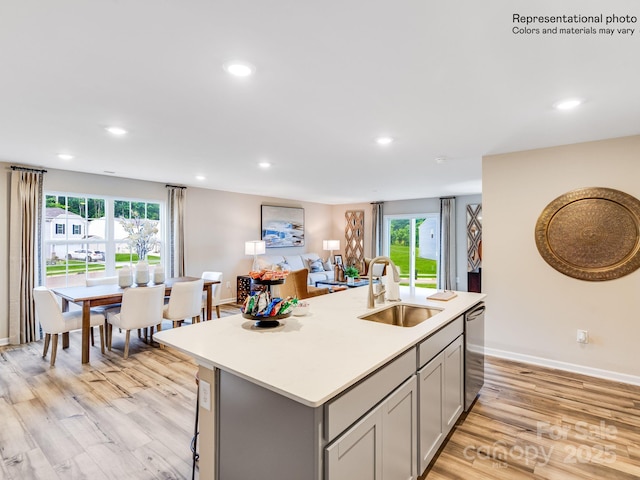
[279,269,329,300]
[201,271,223,319]
[105,284,165,359]
[163,278,205,328]
[33,286,106,366]
[86,275,121,342]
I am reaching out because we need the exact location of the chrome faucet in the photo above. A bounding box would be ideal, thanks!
[367,256,400,309]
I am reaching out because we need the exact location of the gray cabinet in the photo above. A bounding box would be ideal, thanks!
[417,327,464,474]
[443,335,464,431]
[326,376,417,480]
[325,404,382,480]
[382,376,418,480]
[418,351,444,472]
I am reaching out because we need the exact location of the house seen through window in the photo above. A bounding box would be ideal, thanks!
[44,193,163,288]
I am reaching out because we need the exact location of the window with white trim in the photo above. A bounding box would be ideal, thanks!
[43,193,163,288]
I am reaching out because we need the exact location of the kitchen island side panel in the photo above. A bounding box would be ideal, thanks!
[218,369,322,480]
[198,365,216,480]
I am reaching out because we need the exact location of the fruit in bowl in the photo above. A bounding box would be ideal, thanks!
[248,269,289,281]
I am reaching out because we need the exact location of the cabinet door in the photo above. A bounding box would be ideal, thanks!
[417,351,444,474]
[382,376,417,480]
[325,407,383,480]
[443,335,464,433]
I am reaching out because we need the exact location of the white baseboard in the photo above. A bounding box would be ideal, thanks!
[0,338,9,347]
[485,347,640,387]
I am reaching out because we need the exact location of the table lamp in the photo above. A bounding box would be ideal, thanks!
[245,240,266,271]
[323,239,340,262]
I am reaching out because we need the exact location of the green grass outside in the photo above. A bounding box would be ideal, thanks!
[46,255,161,276]
[47,262,105,275]
[389,244,437,278]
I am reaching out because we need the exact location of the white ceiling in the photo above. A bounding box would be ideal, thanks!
[1,0,639,204]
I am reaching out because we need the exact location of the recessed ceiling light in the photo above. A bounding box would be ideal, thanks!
[376,136,394,146]
[223,62,255,77]
[258,161,271,168]
[554,98,582,111]
[195,175,206,181]
[105,126,128,135]
[435,157,446,164]
[57,153,74,161]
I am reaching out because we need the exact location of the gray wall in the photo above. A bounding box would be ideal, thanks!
[484,135,640,380]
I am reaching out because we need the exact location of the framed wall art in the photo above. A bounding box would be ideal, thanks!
[261,205,305,248]
[534,187,640,281]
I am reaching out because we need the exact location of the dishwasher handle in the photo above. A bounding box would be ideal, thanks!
[466,305,485,321]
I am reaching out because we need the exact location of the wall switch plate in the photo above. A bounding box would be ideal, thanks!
[200,379,211,411]
[226,281,231,288]
[576,329,589,344]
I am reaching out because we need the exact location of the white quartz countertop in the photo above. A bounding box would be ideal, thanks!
[154,286,485,407]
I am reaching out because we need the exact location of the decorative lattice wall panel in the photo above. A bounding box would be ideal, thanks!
[345,210,365,271]
[467,204,482,272]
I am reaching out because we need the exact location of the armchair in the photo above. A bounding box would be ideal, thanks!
[279,269,329,300]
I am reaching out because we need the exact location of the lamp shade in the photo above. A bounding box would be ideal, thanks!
[323,240,340,251]
[245,240,266,256]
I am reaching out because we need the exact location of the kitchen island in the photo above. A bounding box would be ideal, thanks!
[154,285,485,480]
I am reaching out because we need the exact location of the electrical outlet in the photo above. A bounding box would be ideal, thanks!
[200,379,211,411]
[576,329,589,344]
[225,281,231,289]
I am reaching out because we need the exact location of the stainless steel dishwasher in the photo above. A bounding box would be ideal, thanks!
[464,302,485,411]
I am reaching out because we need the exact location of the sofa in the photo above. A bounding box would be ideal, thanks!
[257,252,335,285]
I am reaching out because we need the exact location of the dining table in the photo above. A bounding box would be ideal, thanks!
[51,276,220,364]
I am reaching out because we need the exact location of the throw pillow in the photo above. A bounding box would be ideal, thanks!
[323,260,333,271]
[277,261,291,272]
[308,258,324,273]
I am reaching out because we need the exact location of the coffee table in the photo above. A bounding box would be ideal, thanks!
[315,279,373,292]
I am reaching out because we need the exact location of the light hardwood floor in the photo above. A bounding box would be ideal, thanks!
[0,304,243,480]
[422,357,640,480]
[2,310,640,479]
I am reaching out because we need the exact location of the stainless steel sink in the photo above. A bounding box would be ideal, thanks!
[358,304,443,327]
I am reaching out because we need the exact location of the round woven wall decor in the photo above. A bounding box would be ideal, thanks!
[534,187,640,281]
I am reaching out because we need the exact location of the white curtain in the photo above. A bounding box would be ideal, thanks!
[438,197,456,290]
[9,166,45,345]
[371,202,384,257]
[167,185,186,278]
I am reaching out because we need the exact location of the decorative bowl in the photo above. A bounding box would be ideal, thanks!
[293,303,310,316]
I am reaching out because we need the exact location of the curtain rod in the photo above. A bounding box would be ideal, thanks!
[371,201,384,205]
[165,184,187,189]
[11,165,47,173]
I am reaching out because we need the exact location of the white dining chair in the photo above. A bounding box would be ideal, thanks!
[163,279,205,328]
[106,284,165,359]
[86,275,121,343]
[33,286,106,366]
[201,271,223,319]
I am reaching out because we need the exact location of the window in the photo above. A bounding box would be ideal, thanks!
[113,199,162,264]
[43,193,163,287]
[385,214,439,288]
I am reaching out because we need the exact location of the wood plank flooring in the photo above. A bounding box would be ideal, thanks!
[2,306,640,479]
[422,357,640,480]
[0,304,241,480]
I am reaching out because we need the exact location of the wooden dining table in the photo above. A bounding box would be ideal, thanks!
[51,276,220,364]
